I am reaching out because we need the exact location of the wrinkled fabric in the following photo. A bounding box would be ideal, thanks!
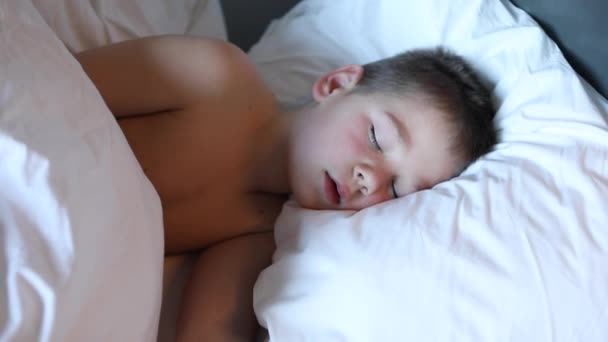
[32,0,227,53]
[0,1,164,341]
[250,0,608,341]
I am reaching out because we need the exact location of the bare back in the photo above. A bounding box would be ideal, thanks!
[77,36,286,253]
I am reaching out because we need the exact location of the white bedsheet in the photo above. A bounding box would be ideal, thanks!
[32,0,227,53]
[14,2,229,341]
[0,0,164,341]
[250,0,608,341]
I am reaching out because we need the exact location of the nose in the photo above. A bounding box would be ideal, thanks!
[352,163,391,197]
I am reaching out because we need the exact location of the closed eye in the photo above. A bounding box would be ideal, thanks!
[370,125,398,198]
[391,179,398,198]
[368,125,382,151]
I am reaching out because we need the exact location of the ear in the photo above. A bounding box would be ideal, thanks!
[312,64,364,102]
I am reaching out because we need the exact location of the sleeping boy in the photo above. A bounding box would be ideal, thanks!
[76,35,497,341]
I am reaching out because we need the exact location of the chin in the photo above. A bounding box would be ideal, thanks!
[289,170,328,210]
[291,187,323,210]
[293,193,316,209]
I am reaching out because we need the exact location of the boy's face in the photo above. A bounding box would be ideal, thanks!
[288,65,462,210]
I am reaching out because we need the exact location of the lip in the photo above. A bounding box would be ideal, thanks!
[335,181,346,200]
[324,171,340,205]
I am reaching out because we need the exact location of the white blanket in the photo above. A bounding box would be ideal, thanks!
[32,0,227,53]
[0,1,164,341]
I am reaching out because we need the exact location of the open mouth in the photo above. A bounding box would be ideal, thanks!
[324,171,340,205]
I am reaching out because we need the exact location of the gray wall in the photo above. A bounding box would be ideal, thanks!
[220,0,300,51]
[511,0,607,98]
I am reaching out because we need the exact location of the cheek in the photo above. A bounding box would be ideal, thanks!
[316,126,349,159]
[338,120,369,156]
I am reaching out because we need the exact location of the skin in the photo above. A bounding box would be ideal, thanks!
[288,65,461,210]
[75,35,461,342]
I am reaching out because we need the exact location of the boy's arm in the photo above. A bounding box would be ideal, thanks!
[176,231,275,342]
[75,35,246,118]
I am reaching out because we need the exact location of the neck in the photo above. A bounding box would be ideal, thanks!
[248,108,290,194]
[249,101,311,195]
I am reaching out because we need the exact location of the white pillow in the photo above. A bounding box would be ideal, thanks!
[32,0,227,53]
[250,0,608,341]
[0,1,163,341]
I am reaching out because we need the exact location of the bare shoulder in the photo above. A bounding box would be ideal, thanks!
[157,35,273,102]
[105,36,281,253]
[134,35,246,76]
[169,35,278,134]
[77,34,274,117]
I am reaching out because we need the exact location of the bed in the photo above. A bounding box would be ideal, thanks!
[1,0,607,341]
